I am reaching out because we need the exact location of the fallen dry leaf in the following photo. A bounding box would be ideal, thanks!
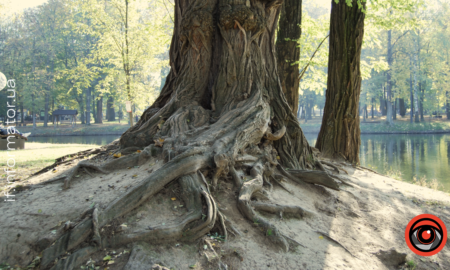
[154,138,165,147]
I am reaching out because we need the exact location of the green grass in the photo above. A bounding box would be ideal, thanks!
[0,142,100,190]
[16,122,129,136]
[407,259,416,270]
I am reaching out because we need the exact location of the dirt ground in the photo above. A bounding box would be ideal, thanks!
[0,151,449,270]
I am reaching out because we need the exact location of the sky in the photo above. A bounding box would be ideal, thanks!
[2,0,332,13]
[1,0,48,13]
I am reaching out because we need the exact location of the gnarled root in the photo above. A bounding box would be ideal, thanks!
[237,161,290,251]
[40,155,212,269]
[251,202,316,219]
[264,125,286,141]
[63,161,108,189]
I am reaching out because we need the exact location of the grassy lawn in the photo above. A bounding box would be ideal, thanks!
[0,142,100,190]
[16,121,129,136]
[299,115,450,133]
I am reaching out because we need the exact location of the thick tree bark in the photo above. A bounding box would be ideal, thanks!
[120,0,312,169]
[315,0,365,164]
[276,0,301,115]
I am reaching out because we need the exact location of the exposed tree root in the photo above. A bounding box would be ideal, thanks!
[278,165,340,191]
[31,1,359,267]
[356,165,382,175]
[315,231,357,258]
[271,174,293,194]
[63,161,108,189]
[251,201,316,219]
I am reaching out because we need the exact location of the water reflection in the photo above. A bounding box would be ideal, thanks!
[28,135,119,146]
[305,133,450,191]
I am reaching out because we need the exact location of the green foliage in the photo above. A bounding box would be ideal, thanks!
[0,0,172,121]
[407,259,416,270]
[207,232,225,242]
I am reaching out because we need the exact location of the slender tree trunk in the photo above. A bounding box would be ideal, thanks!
[409,57,414,123]
[413,37,420,123]
[386,30,393,125]
[446,91,450,120]
[399,98,406,117]
[393,98,397,120]
[363,104,366,122]
[371,98,374,119]
[107,96,115,121]
[32,94,36,129]
[79,94,85,125]
[419,79,425,121]
[44,91,49,127]
[32,37,37,129]
[86,87,91,125]
[96,96,103,124]
[316,0,365,164]
[276,0,302,115]
[93,94,97,123]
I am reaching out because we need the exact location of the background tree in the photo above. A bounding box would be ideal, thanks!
[276,0,302,114]
[315,0,366,164]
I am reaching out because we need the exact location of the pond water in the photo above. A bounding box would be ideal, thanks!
[28,135,120,146]
[305,133,450,191]
[29,134,450,191]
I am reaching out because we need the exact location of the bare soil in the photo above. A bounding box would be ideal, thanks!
[1,153,449,270]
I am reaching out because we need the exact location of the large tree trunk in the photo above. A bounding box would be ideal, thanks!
[276,0,301,115]
[315,0,365,164]
[38,1,346,266]
[120,0,313,170]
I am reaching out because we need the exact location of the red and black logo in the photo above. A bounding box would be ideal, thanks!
[405,214,447,256]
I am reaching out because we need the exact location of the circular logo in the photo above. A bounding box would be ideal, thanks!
[405,214,447,256]
[0,72,7,91]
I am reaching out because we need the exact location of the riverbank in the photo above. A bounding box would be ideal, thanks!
[0,154,449,269]
[300,116,450,134]
[17,122,129,137]
[0,142,99,189]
